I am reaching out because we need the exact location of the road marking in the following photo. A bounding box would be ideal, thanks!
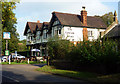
[2,75,20,82]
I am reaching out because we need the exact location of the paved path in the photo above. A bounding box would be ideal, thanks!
[1,64,91,84]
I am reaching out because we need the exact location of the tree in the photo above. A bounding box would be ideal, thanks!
[18,39,27,51]
[101,12,114,27]
[2,1,19,54]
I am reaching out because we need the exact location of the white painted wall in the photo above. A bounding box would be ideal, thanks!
[26,27,106,45]
[26,20,106,45]
[87,28,105,41]
[60,26,105,41]
[62,26,83,41]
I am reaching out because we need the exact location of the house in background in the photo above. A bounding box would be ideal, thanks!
[101,11,118,38]
[104,24,120,39]
[102,11,120,50]
[24,6,107,57]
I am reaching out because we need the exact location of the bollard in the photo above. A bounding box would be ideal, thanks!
[0,58,1,64]
[28,58,29,64]
[9,55,11,64]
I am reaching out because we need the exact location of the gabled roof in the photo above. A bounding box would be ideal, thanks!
[41,22,49,30]
[104,24,120,38]
[37,22,43,30]
[51,12,107,28]
[41,22,49,36]
[24,22,43,35]
[101,22,118,38]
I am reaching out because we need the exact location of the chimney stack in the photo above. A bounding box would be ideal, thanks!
[114,11,118,24]
[81,6,88,41]
[37,20,40,23]
[81,6,87,26]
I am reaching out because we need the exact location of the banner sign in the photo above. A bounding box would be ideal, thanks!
[3,32,10,39]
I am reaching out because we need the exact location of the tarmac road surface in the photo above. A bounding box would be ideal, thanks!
[1,64,92,84]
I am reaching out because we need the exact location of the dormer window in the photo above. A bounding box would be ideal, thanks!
[27,29,31,33]
[53,20,60,26]
[43,30,47,39]
[36,31,40,40]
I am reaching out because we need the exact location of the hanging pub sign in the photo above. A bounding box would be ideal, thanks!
[3,32,10,39]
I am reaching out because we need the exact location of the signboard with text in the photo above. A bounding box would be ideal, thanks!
[3,32,10,39]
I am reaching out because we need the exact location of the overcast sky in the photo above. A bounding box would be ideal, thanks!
[14,0,119,40]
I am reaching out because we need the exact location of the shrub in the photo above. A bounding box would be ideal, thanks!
[47,36,72,60]
[48,37,120,73]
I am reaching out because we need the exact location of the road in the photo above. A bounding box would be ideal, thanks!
[1,64,91,84]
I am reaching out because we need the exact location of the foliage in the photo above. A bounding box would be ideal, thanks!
[69,40,119,66]
[47,36,73,60]
[48,36,120,73]
[2,1,20,54]
[18,39,27,51]
[101,12,114,27]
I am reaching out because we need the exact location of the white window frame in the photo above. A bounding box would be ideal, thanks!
[88,31,93,37]
[43,30,47,39]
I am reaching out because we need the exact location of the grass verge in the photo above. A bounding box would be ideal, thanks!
[36,65,120,84]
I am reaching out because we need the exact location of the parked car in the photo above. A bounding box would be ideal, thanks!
[12,54,25,59]
[1,56,9,62]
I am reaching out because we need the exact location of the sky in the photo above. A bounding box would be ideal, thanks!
[13,0,119,40]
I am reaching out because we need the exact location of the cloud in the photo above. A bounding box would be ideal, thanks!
[21,0,119,2]
[47,0,110,16]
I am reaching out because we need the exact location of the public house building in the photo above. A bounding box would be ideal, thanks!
[24,7,107,57]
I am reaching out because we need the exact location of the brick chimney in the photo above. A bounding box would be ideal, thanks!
[81,6,88,41]
[37,20,40,23]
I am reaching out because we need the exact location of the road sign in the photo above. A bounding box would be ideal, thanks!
[5,50,9,56]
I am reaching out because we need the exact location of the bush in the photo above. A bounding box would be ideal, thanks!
[48,37,120,74]
[47,36,72,60]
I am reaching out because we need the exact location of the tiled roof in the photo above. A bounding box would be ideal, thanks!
[53,12,107,28]
[37,22,43,30]
[104,24,120,38]
[24,22,43,35]
[43,22,49,25]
